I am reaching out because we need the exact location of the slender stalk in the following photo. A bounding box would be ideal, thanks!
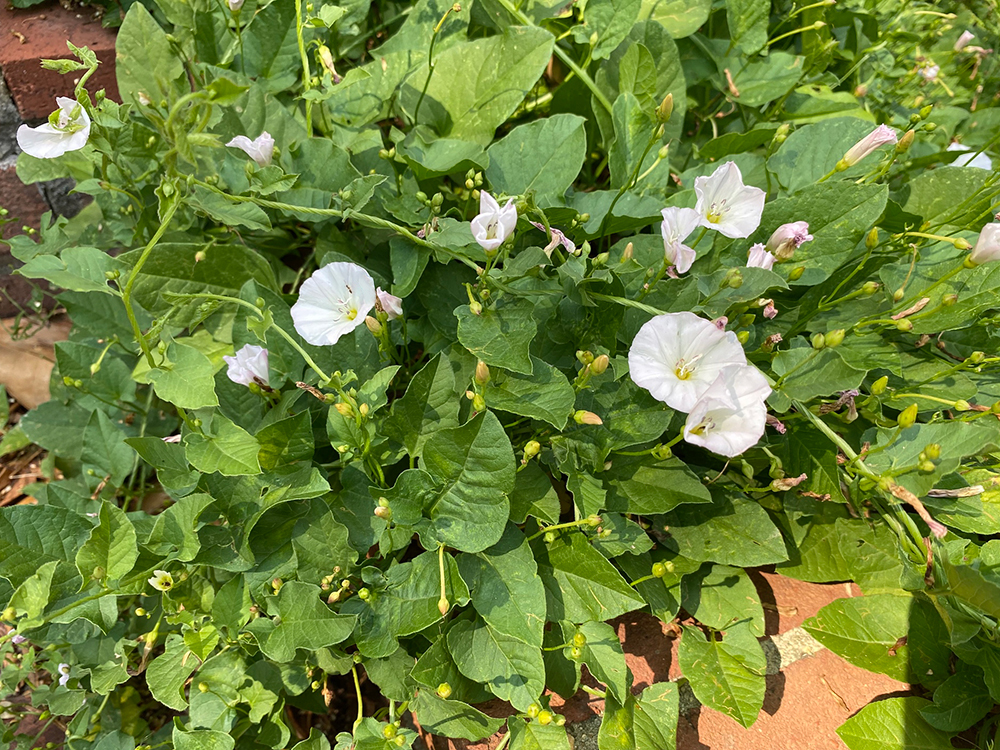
[352,665,364,730]
[413,5,458,123]
[294,0,314,133]
[122,199,180,368]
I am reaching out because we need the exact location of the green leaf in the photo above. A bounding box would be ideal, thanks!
[292,498,357,584]
[384,353,461,458]
[187,187,272,231]
[634,682,679,750]
[116,3,185,105]
[919,665,992,732]
[660,490,788,567]
[605,458,713,514]
[400,28,555,146]
[636,0,709,38]
[781,425,847,502]
[184,414,261,476]
[147,633,198,711]
[145,493,215,562]
[803,593,951,684]
[18,247,122,294]
[726,0,769,55]
[533,531,646,622]
[485,115,587,199]
[484,356,575,430]
[773,347,866,403]
[189,651,246,731]
[609,92,655,189]
[682,564,765,637]
[9,560,57,629]
[837,697,957,750]
[256,411,315,470]
[771,118,884,193]
[678,622,766,728]
[457,524,546,647]
[508,720,572,750]
[456,299,538,376]
[398,128,488,181]
[256,582,357,662]
[577,621,629,703]
[173,728,236,750]
[585,0,641,59]
[81,410,136,487]
[19,400,91,459]
[75,501,138,584]
[598,693,635,750]
[903,167,995,229]
[136,341,220,410]
[420,411,516,553]
[447,615,545,711]
[411,691,504,742]
[0,505,89,594]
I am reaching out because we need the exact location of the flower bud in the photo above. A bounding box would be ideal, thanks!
[724,268,743,289]
[967,351,985,364]
[374,505,392,521]
[573,410,603,425]
[811,333,826,350]
[918,460,936,473]
[431,192,444,207]
[895,319,913,332]
[198,682,210,693]
[656,93,674,123]
[942,294,958,306]
[472,393,486,412]
[416,191,428,204]
[469,300,483,315]
[839,124,898,168]
[651,444,673,460]
[573,631,587,647]
[620,241,634,262]
[523,440,541,461]
[475,360,490,384]
[897,403,918,429]
[590,354,609,375]
[866,228,879,249]
[953,400,972,412]
[861,281,879,295]
[365,315,383,335]
[969,223,1000,265]
[334,402,355,418]
[892,288,905,302]
[578,213,590,223]
[586,514,602,527]
[924,443,941,461]
[543,531,557,544]
[651,562,667,578]
[383,724,398,740]
[657,145,669,160]
[825,329,845,348]
[788,266,805,281]
[895,129,915,153]
[576,350,594,365]
[437,682,452,699]
[527,704,540,719]
[736,330,750,345]
[537,710,553,725]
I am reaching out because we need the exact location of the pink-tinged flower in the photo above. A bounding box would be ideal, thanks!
[765,414,786,434]
[291,262,377,345]
[471,191,517,251]
[223,344,269,387]
[162,434,182,443]
[628,311,748,413]
[839,125,897,168]
[683,366,771,457]
[759,298,778,319]
[712,316,728,330]
[765,221,813,260]
[693,162,766,239]
[919,64,940,81]
[16,97,90,159]
[969,223,1000,265]
[11,634,26,645]
[228,0,244,10]
[746,243,776,270]
[948,143,992,171]
[57,663,71,687]
[528,221,576,256]
[226,132,275,167]
[660,206,701,273]
[955,30,975,51]
[375,288,403,319]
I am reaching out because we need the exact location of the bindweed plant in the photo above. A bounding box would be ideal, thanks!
[3,0,1000,748]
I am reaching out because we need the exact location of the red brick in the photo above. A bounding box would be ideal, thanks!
[750,570,862,635]
[0,1,119,121]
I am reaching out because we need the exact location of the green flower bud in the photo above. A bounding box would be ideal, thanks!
[919,104,933,119]
[469,300,483,315]
[573,631,587,647]
[383,724,398,739]
[437,682,453,699]
[655,93,674,123]
[578,213,590,223]
[895,129,915,154]
[898,403,918,429]
[896,319,913,332]
[415,191,428,204]
[472,393,486,412]
[736,330,750,345]
[475,360,490,384]
[953,400,972,412]
[523,440,541,461]
[527,704,541,719]
[942,294,958,306]
[871,376,888,395]
[825,329,845,348]
[198,682,210,693]
[586,514,602,527]
[865,228,879,249]
[651,562,667,578]
[537,710,553,726]
[892,288,905,302]
[918,460,936,473]
[358,587,371,601]
[967,351,985,364]
[590,354,609,375]
[573,410,603,425]
[811,333,826,350]
[431,192,444,207]
[788,266,805,281]
[543,531,557,544]
[924,443,941,461]
[861,281,879,295]
[438,596,449,615]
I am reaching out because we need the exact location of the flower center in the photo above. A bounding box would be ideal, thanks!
[485,218,499,240]
[706,199,729,224]
[346,308,357,321]
[674,354,703,380]
[688,417,715,435]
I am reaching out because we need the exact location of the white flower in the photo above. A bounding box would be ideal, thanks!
[226,131,274,167]
[57,663,71,687]
[148,570,174,592]
[375,287,403,320]
[291,262,377,345]
[11,634,26,645]
[693,162,766,239]
[660,207,701,273]
[919,64,940,81]
[223,344,269,387]
[683,366,771,457]
[840,125,897,168]
[16,97,90,159]
[955,30,975,51]
[746,243,776,270]
[628,311,748,413]
[948,143,992,171]
[765,221,813,261]
[470,191,517,251]
[969,223,1000,265]
[228,0,244,10]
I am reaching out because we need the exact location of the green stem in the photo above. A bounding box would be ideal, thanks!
[527,517,598,542]
[413,6,457,123]
[294,0,314,133]
[352,665,363,730]
[589,292,667,317]
[122,198,180,368]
